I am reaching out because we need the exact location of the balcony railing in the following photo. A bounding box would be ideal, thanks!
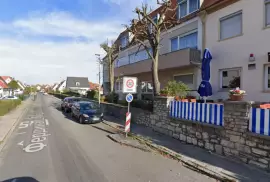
[114,48,201,77]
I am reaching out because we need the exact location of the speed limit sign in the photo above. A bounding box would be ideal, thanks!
[123,77,137,93]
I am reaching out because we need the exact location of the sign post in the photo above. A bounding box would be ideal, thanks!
[123,77,137,137]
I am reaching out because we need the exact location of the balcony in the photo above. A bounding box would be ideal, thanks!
[114,48,201,77]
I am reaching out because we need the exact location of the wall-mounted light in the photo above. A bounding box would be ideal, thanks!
[249,53,255,62]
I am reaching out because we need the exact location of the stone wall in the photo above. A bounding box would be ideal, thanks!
[101,97,270,171]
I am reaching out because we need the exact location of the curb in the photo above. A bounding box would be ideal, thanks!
[107,134,151,152]
[102,121,236,182]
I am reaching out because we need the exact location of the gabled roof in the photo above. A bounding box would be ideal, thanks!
[1,76,12,81]
[0,79,8,88]
[66,77,89,88]
[56,80,66,90]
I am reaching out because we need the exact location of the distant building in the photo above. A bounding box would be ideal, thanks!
[66,77,90,95]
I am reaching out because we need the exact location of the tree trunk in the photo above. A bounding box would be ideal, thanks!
[109,56,114,93]
[152,39,161,96]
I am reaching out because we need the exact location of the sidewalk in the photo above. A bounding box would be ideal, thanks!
[103,115,270,182]
[0,99,30,145]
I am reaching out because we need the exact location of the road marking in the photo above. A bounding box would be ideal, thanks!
[45,119,49,126]
[16,132,26,135]
[17,141,24,146]
[29,121,34,126]
[23,143,47,153]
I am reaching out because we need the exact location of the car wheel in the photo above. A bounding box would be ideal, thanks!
[79,116,84,124]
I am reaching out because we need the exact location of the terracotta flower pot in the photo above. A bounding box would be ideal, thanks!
[180,99,188,102]
[190,99,196,102]
[229,94,244,101]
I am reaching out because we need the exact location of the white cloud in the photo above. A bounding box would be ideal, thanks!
[0,12,125,85]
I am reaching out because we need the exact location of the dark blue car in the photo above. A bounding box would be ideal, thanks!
[71,101,103,124]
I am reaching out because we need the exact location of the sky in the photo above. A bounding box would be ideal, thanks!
[0,0,158,85]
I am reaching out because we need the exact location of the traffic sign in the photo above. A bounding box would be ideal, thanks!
[123,77,137,93]
[126,93,133,103]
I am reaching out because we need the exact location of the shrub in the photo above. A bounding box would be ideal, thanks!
[87,90,98,100]
[164,80,189,98]
[105,92,118,103]
[0,99,21,116]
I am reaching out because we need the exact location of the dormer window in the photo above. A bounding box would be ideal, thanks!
[177,0,199,19]
[76,82,80,86]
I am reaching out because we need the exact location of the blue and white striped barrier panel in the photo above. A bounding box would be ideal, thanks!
[249,108,270,136]
[170,101,224,126]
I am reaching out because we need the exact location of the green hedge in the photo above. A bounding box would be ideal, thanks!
[0,99,22,116]
[50,93,70,99]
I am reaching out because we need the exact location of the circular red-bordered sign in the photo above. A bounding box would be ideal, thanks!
[126,79,134,88]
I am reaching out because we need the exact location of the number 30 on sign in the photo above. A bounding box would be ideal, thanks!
[123,77,137,94]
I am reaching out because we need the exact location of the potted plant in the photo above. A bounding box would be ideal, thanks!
[229,87,246,101]
[164,81,189,102]
[159,88,168,96]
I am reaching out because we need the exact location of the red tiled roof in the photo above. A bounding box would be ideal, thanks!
[0,80,8,88]
[1,76,11,81]
[89,82,99,90]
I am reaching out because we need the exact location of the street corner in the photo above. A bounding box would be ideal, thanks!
[107,133,152,152]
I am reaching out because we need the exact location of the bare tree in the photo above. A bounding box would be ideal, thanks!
[125,0,176,96]
[100,41,118,93]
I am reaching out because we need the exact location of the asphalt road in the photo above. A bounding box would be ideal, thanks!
[0,94,215,182]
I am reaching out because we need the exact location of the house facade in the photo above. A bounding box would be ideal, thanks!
[203,0,270,102]
[114,0,205,100]
[57,80,66,92]
[66,77,89,95]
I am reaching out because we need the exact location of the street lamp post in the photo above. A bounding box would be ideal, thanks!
[95,54,101,107]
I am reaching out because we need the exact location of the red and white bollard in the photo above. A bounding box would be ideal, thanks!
[125,112,131,136]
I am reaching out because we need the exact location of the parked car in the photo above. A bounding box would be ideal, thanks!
[61,97,82,113]
[71,101,103,124]
[1,95,19,100]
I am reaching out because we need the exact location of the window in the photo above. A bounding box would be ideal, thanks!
[170,31,198,51]
[141,81,153,93]
[220,11,242,40]
[174,74,194,88]
[76,82,80,86]
[177,0,199,19]
[148,15,158,33]
[129,49,151,63]
[171,37,178,51]
[117,56,129,67]
[115,80,123,91]
[121,36,128,48]
[264,65,270,90]
[265,0,270,26]
[219,68,241,89]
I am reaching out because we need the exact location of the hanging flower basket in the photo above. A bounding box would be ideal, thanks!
[229,87,246,101]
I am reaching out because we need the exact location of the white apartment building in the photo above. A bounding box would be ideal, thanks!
[114,0,205,100]
[203,0,270,102]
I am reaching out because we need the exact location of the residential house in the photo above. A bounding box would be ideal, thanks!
[0,78,8,97]
[113,0,204,100]
[65,77,90,95]
[0,76,12,85]
[17,81,25,90]
[89,82,103,95]
[57,80,66,92]
[201,0,270,102]
[52,83,59,92]
[102,55,110,95]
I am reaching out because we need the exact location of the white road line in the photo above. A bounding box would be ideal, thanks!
[16,132,26,135]
[17,141,24,146]
[45,119,49,126]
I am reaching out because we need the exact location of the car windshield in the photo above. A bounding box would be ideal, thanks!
[80,103,98,110]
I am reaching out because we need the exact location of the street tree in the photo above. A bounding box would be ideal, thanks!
[125,0,176,95]
[100,40,118,93]
[8,80,19,90]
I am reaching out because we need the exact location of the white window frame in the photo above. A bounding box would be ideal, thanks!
[177,0,199,19]
[264,64,270,90]
[173,73,194,86]
[115,80,123,91]
[170,29,198,52]
[219,11,243,41]
[75,82,80,86]
[219,67,242,89]
[265,0,270,27]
